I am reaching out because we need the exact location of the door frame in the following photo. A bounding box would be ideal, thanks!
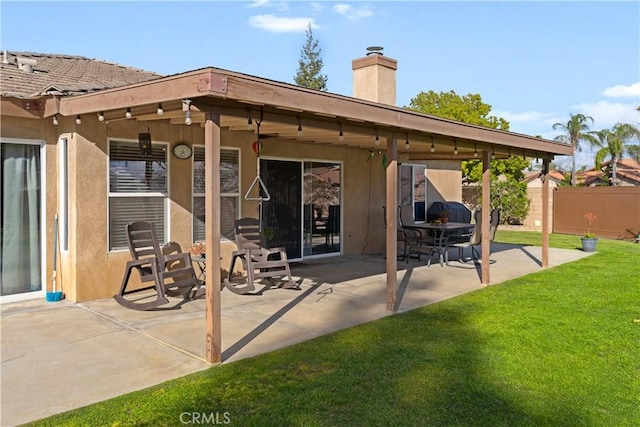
[0,137,47,303]
[258,155,343,261]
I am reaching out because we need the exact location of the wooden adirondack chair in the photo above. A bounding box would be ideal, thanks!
[224,218,298,295]
[114,221,203,310]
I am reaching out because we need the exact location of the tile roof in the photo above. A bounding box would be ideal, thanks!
[0,51,163,98]
[577,158,640,185]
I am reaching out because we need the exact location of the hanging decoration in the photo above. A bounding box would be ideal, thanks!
[251,139,264,156]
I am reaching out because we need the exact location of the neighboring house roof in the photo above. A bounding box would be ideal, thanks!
[523,170,565,184]
[577,158,640,186]
[0,51,162,98]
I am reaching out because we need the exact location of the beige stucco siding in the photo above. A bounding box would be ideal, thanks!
[2,115,454,302]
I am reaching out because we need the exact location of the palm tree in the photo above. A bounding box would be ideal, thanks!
[586,123,640,186]
[552,113,594,186]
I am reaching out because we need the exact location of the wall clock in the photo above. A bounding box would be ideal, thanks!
[173,143,192,159]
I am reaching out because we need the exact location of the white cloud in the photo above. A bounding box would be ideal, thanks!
[248,0,270,8]
[571,100,640,129]
[333,4,373,20]
[602,82,640,98]
[247,1,289,12]
[249,14,316,32]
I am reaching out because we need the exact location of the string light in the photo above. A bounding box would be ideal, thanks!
[52,114,59,126]
[405,133,410,150]
[185,105,192,125]
[430,136,435,153]
[75,115,81,125]
[156,103,164,116]
[453,139,458,155]
[98,112,105,122]
[297,118,303,137]
[491,146,496,160]
[474,143,478,158]
[338,124,344,142]
[375,130,380,146]
[247,110,253,130]
[125,108,132,119]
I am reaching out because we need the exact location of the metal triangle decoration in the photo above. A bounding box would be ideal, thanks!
[244,174,271,201]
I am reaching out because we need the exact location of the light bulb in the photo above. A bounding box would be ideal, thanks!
[98,112,105,122]
[405,141,410,150]
[430,144,435,153]
[75,115,81,125]
[297,125,303,137]
[454,148,458,155]
[247,118,253,131]
[185,110,192,126]
[375,134,380,146]
[125,108,132,119]
[339,129,344,142]
[52,115,59,126]
[474,151,478,158]
[157,103,164,116]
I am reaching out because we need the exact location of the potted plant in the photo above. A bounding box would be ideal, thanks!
[581,212,598,252]
[440,210,449,224]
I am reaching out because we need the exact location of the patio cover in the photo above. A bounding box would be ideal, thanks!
[43,66,570,363]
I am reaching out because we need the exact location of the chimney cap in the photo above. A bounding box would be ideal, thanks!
[366,46,384,56]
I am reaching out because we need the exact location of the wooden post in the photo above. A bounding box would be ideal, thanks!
[204,113,222,364]
[541,158,550,268]
[481,150,491,285]
[386,137,398,312]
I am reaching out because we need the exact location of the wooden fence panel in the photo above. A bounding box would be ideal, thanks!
[553,187,640,240]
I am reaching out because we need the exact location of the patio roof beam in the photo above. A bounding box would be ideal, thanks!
[57,67,572,156]
[481,150,491,285]
[386,137,398,312]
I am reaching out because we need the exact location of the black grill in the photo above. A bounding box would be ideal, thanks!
[427,201,472,223]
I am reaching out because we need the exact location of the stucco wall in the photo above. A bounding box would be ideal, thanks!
[426,160,463,203]
[2,115,453,302]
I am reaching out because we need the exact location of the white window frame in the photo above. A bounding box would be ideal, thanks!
[107,138,169,251]
[58,136,69,252]
[192,145,240,242]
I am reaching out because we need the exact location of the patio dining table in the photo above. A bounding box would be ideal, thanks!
[403,222,474,266]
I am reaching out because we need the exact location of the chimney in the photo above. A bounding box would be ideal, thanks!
[352,46,397,105]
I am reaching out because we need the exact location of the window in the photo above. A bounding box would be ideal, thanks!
[108,140,167,250]
[193,147,239,241]
[400,163,427,222]
[58,137,69,251]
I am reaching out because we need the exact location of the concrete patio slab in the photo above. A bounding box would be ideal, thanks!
[1,245,591,426]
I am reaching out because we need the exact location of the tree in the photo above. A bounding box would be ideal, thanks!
[407,90,510,130]
[407,90,531,224]
[294,23,328,91]
[586,122,640,186]
[552,113,594,186]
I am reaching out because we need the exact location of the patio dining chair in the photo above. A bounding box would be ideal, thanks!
[114,221,204,310]
[449,207,482,264]
[224,217,298,295]
[398,204,438,264]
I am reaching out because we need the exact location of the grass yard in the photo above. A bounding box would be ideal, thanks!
[27,232,640,426]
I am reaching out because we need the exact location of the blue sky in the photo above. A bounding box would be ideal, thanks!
[2,1,639,168]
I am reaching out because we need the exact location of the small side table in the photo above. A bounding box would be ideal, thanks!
[190,254,206,283]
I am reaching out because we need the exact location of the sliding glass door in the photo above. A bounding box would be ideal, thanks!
[260,159,341,260]
[1,141,42,297]
[303,162,341,256]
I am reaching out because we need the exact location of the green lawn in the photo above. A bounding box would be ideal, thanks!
[27,232,640,426]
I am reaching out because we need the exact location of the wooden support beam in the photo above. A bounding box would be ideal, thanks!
[204,113,222,364]
[481,150,491,285]
[386,137,398,312]
[541,159,550,268]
